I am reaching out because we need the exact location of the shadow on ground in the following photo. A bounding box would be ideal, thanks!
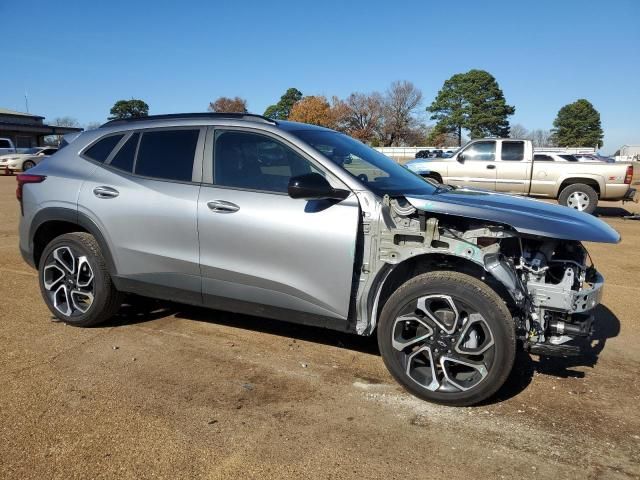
[102,297,379,355]
[489,304,621,403]
[595,205,637,218]
[102,298,620,404]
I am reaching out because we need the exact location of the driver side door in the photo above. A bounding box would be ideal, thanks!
[448,140,497,190]
[197,128,360,327]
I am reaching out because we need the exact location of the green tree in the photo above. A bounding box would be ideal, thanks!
[109,99,149,120]
[427,70,515,145]
[551,99,603,148]
[264,88,303,119]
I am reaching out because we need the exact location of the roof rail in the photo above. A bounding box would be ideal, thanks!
[100,112,277,128]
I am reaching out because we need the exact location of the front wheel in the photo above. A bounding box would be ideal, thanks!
[377,271,515,406]
[22,160,36,171]
[38,232,123,327]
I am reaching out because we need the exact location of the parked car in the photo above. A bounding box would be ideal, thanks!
[0,137,17,156]
[18,113,620,406]
[405,138,635,213]
[415,149,430,159]
[572,153,616,163]
[0,146,58,172]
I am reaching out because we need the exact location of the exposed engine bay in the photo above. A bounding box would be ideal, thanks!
[357,195,604,356]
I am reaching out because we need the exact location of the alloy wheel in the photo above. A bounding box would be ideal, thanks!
[566,191,590,211]
[42,246,95,317]
[391,294,496,393]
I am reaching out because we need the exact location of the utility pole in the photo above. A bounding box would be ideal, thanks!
[24,91,29,113]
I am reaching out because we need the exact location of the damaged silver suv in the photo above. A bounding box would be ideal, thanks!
[18,113,620,406]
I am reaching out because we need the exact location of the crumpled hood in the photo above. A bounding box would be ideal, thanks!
[405,188,620,243]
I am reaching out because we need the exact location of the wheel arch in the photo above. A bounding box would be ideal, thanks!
[367,252,516,335]
[30,207,116,274]
[557,176,602,196]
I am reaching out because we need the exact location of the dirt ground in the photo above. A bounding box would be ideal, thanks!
[1,175,639,479]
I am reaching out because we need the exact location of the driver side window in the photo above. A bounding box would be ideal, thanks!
[213,131,322,194]
[461,141,496,161]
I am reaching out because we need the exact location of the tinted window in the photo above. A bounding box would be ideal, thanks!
[42,148,57,155]
[0,139,12,148]
[84,134,124,163]
[560,155,578,162]
[501,141,524,161]
[534,154,554,162]
[110,133,139,172]
[214,131,319,193]
[135,129,199,182]
[461,141,495,161]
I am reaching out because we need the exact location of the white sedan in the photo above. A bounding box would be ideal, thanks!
[0,147,58,172]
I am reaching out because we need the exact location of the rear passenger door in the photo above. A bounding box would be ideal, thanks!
[197,128,360,325]
[78,127,205,303]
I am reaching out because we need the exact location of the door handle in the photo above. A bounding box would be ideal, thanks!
[207,200,240,213]
[486,164,496,170]
[93,186,119,199]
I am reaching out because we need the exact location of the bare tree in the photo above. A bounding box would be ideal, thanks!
[46,117,81,145]
[530,129,555,148]
[509,123,530,139]
[342,92,384,143]
[208,96,248,113]
[381,81,423,146]
[85,122,102,131]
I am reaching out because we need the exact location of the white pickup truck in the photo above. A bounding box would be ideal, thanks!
[0,138,17,156]
[405,138,635,213]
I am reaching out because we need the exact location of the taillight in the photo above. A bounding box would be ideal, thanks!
[16,173,46,201]
[625,165,633,185]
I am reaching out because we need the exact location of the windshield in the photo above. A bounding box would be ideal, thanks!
[292,130,437,196]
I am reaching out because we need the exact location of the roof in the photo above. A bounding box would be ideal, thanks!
[0,120,82,135]
[0,108,44,119]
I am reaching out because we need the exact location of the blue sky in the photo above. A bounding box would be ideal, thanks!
[1,0,638,153]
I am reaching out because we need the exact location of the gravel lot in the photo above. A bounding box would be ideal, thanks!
[1,175,639,479]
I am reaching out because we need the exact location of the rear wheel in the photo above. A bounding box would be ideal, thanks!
[558,183,598,214]
[377,271,515,406]
[38,232,122,327]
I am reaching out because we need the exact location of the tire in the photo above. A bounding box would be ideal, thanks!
[377,271,516,406]
[22,160,36,171]
[558,183,598,214]
[38,232,123,327]
[420,173,442,184]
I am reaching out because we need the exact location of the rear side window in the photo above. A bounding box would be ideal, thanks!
[534,154,554,162]
[135,129,199,182]
[560,155,578,162]
[84,134,124,163]
[109,133,139,172]
[501,141,524,161]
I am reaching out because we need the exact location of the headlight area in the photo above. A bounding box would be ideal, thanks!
[504,237,603,356]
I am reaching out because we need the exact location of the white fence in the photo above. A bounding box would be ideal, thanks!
[375,144,597,162]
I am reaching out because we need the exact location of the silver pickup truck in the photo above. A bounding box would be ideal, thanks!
[405,138,635,213]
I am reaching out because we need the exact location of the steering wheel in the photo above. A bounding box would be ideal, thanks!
[357,173,369,183]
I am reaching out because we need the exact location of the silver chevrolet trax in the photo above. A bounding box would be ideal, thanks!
[18,113,620,406]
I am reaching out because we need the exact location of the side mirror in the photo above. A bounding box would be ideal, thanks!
[457,153,466,163]
[288,173,350,201]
